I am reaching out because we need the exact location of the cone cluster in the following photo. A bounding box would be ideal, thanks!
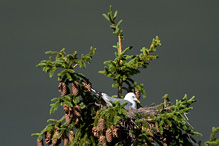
[43,127,62,146]
[63,104,81,126]
[59,81,91,96]
[92,119,121,145]
[38,129,76,146]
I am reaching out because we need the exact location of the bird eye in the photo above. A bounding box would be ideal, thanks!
[132,96,134,98]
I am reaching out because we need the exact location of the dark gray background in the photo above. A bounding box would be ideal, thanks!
[0,0,218,145]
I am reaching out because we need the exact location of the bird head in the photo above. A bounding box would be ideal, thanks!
[124,92,140,104]
[90,88,102,97]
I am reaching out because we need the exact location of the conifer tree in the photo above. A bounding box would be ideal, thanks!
[32,6,218,146]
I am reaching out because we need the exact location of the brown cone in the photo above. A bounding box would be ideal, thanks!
[58,82,70,95]
[65,113,71,124]
[92,127,100,138]
[72,81,79,96]
[65,107,73,124]
[69,131,75,142]
[63,137,69,146]
[106,129,113,142]
[99,135,106,146]
[37,139,44,146]
[63,104,69,113]
[82,82,91,94]
[51,132,58,145]
[45,132,52,145]
[96,126,100,132]
[134,87,141,100]
[51,127,61,146]
[97,119,106,131]
[112,128,119,138]
[74,118,80,127]
[69,107,74,119]
[73,105,81,117]
[92,126,97,134]
[148,136,154,142]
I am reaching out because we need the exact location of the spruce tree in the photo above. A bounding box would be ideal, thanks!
[32,6,218,146]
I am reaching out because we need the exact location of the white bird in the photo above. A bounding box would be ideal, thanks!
[91,88,140,110]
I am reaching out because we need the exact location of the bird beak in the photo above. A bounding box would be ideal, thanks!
[136,99,140,103]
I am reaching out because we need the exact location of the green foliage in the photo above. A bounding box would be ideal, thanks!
[33,46,98,145]
[103,5,123,39]
[49,95,74,115]
[31,116,65,141]
[37,47,96,81]
[93,101,127,128]
[69,123,96,146]
[100,6,161,98]
[133,95,202,146]
[203,127,219,146]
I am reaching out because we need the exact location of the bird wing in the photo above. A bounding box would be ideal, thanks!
[101,94,133,110]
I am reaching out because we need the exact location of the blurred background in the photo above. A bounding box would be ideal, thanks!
[0,0,218,145]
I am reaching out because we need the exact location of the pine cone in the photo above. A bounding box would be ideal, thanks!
[69,131,75,141]
[92,127,100,138]
[134,87,140,100]
[65,113,71,124]
[74,118,80,127]
[148,136,154,142]
[58,82,70,95]
[63,136,69,146]
[96,126,100,132]
[97,119,106,131]
[72,81,79,96]
[45,132,52,144]
[37,139,44,146]
[106,129,113,142]
[51,127,61,146]
[51,132,58,145]
[92,126,97,133]
[82,82,91,94]
[68,107,73,118]
[63,104,69,113]
[73,105,81,117]
[112,128,119,138]
[99,135,106,146]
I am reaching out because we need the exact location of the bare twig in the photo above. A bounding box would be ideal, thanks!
[73,64,78,69]
[118,34,122,54]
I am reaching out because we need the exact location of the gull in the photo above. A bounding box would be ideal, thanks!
[91,88,140,110]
